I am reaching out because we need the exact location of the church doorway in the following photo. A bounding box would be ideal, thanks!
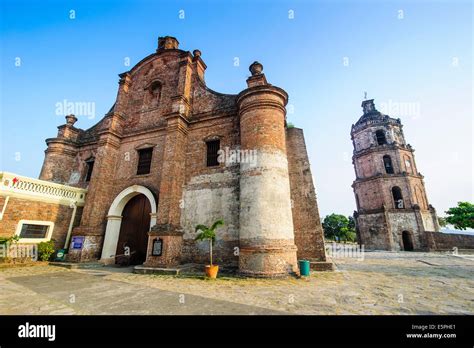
[402,231,414,251]
[100,185,157,265]
[115,194,151,265]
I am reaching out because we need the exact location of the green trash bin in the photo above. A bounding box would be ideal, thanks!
[299,259,310,276]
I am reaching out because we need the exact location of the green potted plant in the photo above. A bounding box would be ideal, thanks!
[195,219,224,278]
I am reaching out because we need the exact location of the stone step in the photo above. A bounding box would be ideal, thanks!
[133,265,190,275]
[308,260,335,272]
[49,262,104,270]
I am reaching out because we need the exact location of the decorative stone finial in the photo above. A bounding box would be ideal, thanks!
[65,114,78,126]
[157,36,179,51]
[249,61,263,76]
[193,49,201,58]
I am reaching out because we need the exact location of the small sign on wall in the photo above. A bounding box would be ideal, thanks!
[71,236,84,250]
[55,249,67,261]
[152,238,163,256]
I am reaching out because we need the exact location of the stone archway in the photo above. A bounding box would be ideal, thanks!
[100,185,157,264]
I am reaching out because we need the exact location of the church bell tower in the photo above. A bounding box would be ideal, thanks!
[351,99,440,251]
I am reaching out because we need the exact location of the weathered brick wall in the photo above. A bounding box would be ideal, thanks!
[0,196,77,250]
[357,209,441,251]
[354,148,415,179]
[387,211,422,250]
[0,196,6,212]
[355,175,427,211]
[39,150,76,184]
[180,105,240,265]
[420,211,436,231]
[352,122,406,152]
[356,212,391,250]
[352,128,376,152]
[66,145,104,188]
[286,127,326,261]
[424,231,474,251]
[121,53,182,132]
[354,179,385,210]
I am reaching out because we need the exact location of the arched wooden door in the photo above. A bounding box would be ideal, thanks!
[115,194,151,265]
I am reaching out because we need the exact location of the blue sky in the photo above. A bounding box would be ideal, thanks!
[0,0,472,217]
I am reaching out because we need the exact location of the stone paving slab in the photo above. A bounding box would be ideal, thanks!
[0,251,473,315]
[2,269,285,315]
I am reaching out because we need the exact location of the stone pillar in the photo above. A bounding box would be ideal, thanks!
[68,73,130,262]
[429,204,440,232]
[142,115,188,266]
[99,215,122,264]
[236,62,298,277]
[39,115,79,184]
[142,44,192,266]
[69,128,122,262]
[143,225,184,268]
[192,49,206,82]
[156,117,188,228]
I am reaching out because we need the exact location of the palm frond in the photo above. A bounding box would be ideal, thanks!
[194,232,207,241]
[195,224,209,233]
[210,219,224,231]
[195,229,215,242]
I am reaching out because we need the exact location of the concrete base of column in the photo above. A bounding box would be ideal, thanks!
[238,244,298,277]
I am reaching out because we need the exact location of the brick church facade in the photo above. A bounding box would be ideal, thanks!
[351,99,440,251]
[35,36,328,276]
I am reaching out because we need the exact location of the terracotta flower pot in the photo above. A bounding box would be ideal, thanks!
[205,265,219,278]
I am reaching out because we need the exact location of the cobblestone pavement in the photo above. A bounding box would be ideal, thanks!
[0,251,472,315]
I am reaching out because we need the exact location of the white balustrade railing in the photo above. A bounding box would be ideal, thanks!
[0,172,87,206]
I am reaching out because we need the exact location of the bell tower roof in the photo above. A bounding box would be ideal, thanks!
[361,99,377,115]
[355,98,384,125]
[353,98,401,131]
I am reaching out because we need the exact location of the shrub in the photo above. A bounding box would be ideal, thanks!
[37,241,56,261]
[0,235,19,245]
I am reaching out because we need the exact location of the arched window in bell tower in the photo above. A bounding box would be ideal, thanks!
[392,186,404,209]
[383,155,394,174]
[375,130,387,145]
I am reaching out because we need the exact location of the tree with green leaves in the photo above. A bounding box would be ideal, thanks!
[322,214,357,242]
[445,202,474,230]
[195,219,224,266]
[348,216,356,231]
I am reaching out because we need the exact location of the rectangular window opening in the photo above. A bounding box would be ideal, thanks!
[137,148,153,175]
[206,140,220,167]
[19,224,49,239]
[85,160,94,182]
